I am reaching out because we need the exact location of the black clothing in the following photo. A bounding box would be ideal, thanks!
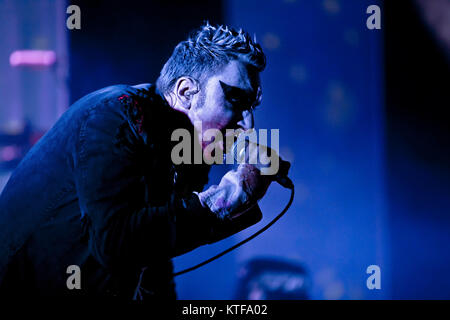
[0,84,262,299]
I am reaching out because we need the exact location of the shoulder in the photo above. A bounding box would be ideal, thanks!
[80,83,159,134]
[73,84,156,148]
[79,83,170,150]
[114,83,160,144]
[72,83,157,111]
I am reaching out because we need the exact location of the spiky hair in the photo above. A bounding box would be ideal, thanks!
[156,23,266,95]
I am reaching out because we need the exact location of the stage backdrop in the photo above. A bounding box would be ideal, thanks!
[173,0,387,300]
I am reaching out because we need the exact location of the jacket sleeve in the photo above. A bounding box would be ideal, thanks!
[73,101,177,270]
[173,197,262,256]
[73,99,262,270]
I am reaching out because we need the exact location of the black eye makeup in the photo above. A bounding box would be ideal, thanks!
[219,80,260,112]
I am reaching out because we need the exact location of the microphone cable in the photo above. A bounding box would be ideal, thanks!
[174,181,294,277]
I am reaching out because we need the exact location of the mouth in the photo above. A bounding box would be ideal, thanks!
[201,130,235,154]
[201,123,244,154]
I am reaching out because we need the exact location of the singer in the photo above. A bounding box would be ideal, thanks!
[0,24,274,299]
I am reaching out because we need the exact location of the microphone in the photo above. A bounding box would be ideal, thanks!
[229,139,294,189]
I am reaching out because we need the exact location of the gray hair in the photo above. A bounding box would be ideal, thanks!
[156,23,266,95]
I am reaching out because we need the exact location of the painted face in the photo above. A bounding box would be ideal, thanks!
[189,60,262,150]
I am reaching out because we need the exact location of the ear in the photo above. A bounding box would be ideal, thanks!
[174,77,199,111]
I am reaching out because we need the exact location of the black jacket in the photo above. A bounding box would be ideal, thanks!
[0,83,261,299]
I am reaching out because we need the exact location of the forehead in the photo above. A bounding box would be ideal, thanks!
[212,60,259,92]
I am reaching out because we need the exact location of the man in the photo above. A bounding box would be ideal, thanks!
[0,24,271,299]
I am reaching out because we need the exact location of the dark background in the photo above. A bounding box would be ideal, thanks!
[0,0,449,299]
[69,0,224,102]
[384,1,450,299]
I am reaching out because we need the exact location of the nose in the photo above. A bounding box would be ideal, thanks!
[237,110,254,130]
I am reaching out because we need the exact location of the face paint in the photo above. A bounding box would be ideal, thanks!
[219,80,261,113]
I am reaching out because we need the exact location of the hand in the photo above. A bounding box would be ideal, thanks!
[197,163,272,220]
